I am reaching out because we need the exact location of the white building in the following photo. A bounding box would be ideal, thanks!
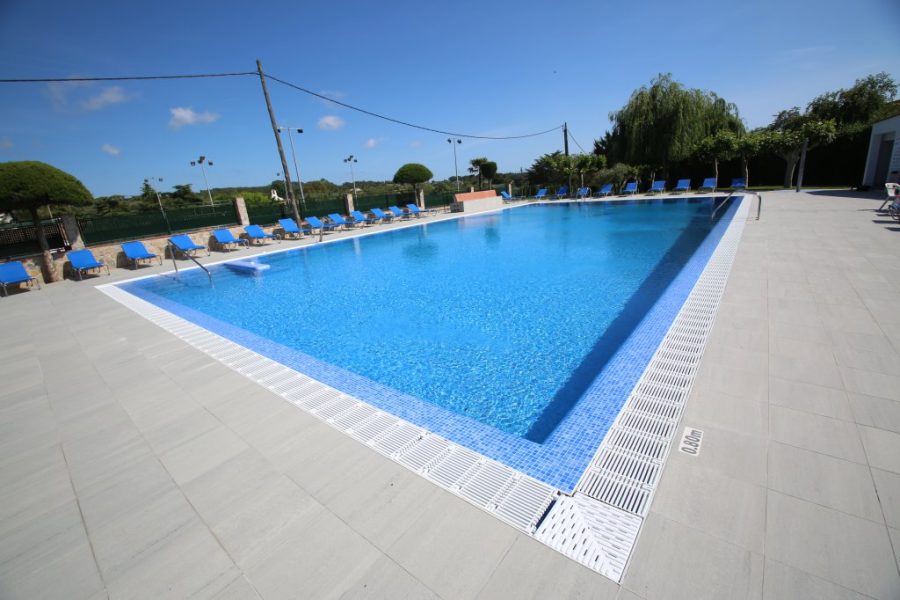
[862,114,900,188]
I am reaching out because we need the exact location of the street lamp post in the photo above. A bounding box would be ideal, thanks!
[277,127,307,211]
[447,138,462,191]
[144,177,171,232]
[190,156,215,206]
[343,155,358,201]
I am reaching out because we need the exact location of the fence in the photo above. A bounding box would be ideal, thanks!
[78,204,239,246]
[246,203,289,225]
[0,219,68,259]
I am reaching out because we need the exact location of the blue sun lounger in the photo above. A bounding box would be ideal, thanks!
[500,191,519,202]
[622,182,639,195]
[350,210,376,226]
[121,241,162,269]
[533,189,547,200]
[574,187,590,199]
[671,179,691,194]
[406,203,436,216]
[68,249,110,280]
[730,178,747,189]
[169,235,209,257]
[0,262,40,296]
[647,180,666,194]
[554,186,569,199]
[328,214,355,229]
[593,184,613,197]
[212,229,249,250]
[244,225,280,245]
[388,206,411,220]
[698,178,717,193]
[305,216,339,234]
[277,218,309,239]
[371,208,398,223]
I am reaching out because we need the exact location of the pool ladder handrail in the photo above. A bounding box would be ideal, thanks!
[167,241,213,284]
[711,188,762,222]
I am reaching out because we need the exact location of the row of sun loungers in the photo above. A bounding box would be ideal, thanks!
[1,205,441,291]
[501,178,746,203]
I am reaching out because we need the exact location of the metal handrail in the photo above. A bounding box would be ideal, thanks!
[711,189,762,222]
[168,241,213,284]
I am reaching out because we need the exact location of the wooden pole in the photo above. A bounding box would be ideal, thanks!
[256,59,301,223]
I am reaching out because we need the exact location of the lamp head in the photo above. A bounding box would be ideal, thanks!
[190,161,196,166]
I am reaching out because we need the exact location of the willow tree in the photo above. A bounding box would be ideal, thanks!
[0,161,93,282]
[608,73,743,177]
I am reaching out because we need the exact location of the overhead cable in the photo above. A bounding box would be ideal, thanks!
[0,72,258,83]
[266,73,563,140]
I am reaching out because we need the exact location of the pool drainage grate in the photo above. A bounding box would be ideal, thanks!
[98,196,749,584]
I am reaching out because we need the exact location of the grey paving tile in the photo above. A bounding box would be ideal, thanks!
[669,418,767,487]
[765,490,899,599]
[890,527,900,574]
[862,297,900,325]
[769,353,844,389]
[102,518,238,600]
[682,387,767,437]
[828,328,896,355]
[871,468,900,529]
[769,405,867,463]
[623,513,763,600]
[0,541,105,600]
[858,426,900,474]
[0,464,73,539]
[818,304,885,337]
[849,393,900,434]
[210,575,262,600]
[840,366,900,401]
[159,425,249,486]
[768,377,854,421]
[707,325,768,353]
[767,442,883,523]
[476,534,618,600]
[245,510,381,600]
[340,554,439,599]
[0,499,87,570]
[386,493,519,599]
[181,448,283,527]
[652,459,766,552]
[323,458,445,552]
[702,343,768,375]
[762,559,871,600]
[692,363,768,403]
[209,476,325,569]
[615,589,648,600]
[832,344,900,377]
[769,335,835,365]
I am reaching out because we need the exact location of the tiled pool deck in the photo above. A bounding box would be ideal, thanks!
[2,190,899,599]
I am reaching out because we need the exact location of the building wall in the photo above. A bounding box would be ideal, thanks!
[863,115,900,187]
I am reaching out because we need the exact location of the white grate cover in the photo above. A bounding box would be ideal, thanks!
[97,196,750,584]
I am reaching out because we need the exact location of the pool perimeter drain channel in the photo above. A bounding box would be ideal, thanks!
[97,195,750,584]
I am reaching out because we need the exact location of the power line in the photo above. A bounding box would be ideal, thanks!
[0,72,257,83]
[266,73,563,140]
[567,128,587,154]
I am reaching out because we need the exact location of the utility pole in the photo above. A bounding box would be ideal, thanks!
[563,122,572,193]
[256,59,301,223]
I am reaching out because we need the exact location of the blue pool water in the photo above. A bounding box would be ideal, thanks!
[120,198,740,489]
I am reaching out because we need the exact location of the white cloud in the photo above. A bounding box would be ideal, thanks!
[45,80,91,111]
[410,140,421,148]
[365,138,377,149]
[101,143,121,156]
[0,136,13,152]
[318,115,345,130]
[81,86,129,110]
[168,107,220,130]
[319,89,347,107]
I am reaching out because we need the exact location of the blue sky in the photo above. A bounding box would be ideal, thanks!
[1,0,898,197]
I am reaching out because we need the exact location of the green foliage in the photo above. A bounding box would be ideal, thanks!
[807,72,897,127]
[393,163,434,189]
[0,161,93,212]
[595,163,639,193]
[606,73,744,172]
[479,161,498,186]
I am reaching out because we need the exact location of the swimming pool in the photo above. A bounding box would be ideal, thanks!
[117,198,740,490]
